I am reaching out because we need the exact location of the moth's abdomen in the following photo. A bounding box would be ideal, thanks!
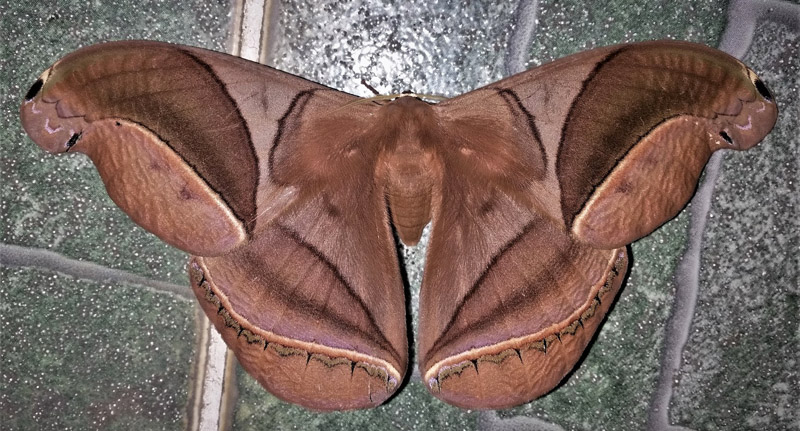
[381,143,439,246]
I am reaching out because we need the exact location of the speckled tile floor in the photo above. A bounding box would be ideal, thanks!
[1,1,798,430]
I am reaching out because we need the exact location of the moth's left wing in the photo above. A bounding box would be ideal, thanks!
[20,41,408,410]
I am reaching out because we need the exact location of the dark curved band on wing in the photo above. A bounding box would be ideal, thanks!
[268,89,318,185]
[277,224,403,363]
[496,88,547,180]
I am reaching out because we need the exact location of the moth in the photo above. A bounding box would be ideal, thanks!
[20,40,777,410]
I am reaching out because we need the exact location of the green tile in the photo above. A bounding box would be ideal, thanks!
[526,0,727,64]
[0,266,196,431]
[4,0,794,429]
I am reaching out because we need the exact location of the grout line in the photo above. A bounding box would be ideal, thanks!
[505,0,539,75]
[199,329,228,431]
[218,349,239,431]
[230,0,245,56]
[718,0,800,58]
[478,410,566,431]
[239,0,267,62]
[645,1,799,429]
[0,243,192,300]
[645,154,724,431]
[188,308,211,431]
[259,0,280,65]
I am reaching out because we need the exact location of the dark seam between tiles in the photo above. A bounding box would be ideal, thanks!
[477,410,566,431]
[0,243,193,300]
[505,0,539,75]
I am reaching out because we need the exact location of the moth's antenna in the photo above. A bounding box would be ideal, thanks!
[347,93,448,105]
[324,92,449,116]
[360,78,381,96]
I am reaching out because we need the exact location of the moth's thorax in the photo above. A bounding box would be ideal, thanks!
[377,97,441,246]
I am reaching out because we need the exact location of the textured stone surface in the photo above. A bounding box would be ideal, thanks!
[0,266,196,430]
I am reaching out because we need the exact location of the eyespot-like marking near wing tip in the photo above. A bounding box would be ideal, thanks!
[744,67,774,103]
[24,68,54,104]
[719,130,734,145]
[25,78,44,101]
[754,78,773,102]
[65,132,82,149]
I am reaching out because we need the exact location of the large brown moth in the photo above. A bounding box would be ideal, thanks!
[20,40,777,411]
